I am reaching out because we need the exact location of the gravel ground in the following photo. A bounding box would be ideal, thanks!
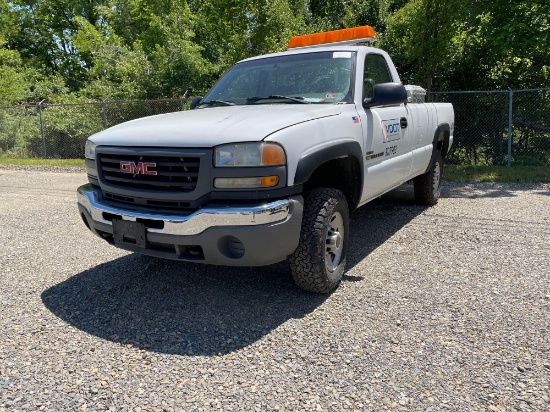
[0,167,549,411]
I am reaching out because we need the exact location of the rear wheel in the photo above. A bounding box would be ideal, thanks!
[289,188,349,294]
[414,151,443,206]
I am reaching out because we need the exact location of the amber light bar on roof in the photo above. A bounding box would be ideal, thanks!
[288,26,377,49]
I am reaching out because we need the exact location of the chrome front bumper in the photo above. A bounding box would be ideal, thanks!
[76,184,303,265]
[77,184,294,236]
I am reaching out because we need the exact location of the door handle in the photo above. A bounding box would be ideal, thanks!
[400,117,408,129]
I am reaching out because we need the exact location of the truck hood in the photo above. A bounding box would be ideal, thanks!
[90,105,343,147]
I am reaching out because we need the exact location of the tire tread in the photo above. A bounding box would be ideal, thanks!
[289,188,348,294]
[414,152,443,206]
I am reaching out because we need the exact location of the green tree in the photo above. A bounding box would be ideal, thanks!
[384,0,550,91]
[0,38,67,105]
[86,0,213,97]
[5,0,108,90]
[383,0,462,91]
[72,17,152,100]
[0,43,28,105]
[449,0,550,90]
[306,0,390,32]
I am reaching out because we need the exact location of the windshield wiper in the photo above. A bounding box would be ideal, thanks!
[200,100,236,107]
[247,95,310,104]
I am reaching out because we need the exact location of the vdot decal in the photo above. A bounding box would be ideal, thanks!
[381,119,401,142]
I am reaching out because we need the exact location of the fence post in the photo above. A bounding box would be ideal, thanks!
[102,103,108,129]
[507,89,513,168]
[181,91,188,111]
[38,102,47,158]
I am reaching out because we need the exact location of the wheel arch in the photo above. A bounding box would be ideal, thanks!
[294,141,363,211]
[433,123,451,158]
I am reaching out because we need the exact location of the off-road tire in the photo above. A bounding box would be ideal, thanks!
[414,151,443,206]
[289,188,349,294]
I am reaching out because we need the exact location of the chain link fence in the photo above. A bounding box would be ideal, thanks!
[428,88,550,166]
[0,99,188,159]
[1,90,549,166]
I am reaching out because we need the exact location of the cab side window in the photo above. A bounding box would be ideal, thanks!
[363,54,392,99]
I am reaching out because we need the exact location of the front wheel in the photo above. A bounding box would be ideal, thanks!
[289,188,349,294]
[414,151,443,206]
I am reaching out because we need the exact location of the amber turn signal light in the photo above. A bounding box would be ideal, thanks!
[262,144,286,166]
[260,176,279,187]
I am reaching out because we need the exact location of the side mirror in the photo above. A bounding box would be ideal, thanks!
[363,83,407,109]
[190,96,203,110]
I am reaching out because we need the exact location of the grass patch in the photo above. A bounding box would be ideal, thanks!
[0,157,85,167]
[445,165,550,183]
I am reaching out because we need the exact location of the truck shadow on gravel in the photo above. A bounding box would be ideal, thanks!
[42,184,428,356]
[346,183,429,271]
[42,256,328,356]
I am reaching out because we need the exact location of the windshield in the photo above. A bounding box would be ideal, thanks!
[200,51,355,106]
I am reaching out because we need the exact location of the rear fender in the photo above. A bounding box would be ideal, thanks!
[429,124,451,169]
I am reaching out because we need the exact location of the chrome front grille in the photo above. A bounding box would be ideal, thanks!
[98,153,200,192]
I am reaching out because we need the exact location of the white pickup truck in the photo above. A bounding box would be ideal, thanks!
[77,26,454,293]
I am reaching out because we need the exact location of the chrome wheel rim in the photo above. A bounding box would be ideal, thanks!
[433,162,441,194]
[325,211,344,272]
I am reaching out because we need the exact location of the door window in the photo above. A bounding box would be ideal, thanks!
[363,54,392,99]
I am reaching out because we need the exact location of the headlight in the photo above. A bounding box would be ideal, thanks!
[85,140,97,160]
[214,143,286,167]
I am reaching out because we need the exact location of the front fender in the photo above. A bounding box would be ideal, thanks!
[294,141,363,185]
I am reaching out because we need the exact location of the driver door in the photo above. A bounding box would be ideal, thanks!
[358,53,412,202]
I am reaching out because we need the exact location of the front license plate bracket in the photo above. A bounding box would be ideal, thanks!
[112,219,147,249]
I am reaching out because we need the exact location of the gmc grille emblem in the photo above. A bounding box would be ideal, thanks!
[119,161,157,175]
